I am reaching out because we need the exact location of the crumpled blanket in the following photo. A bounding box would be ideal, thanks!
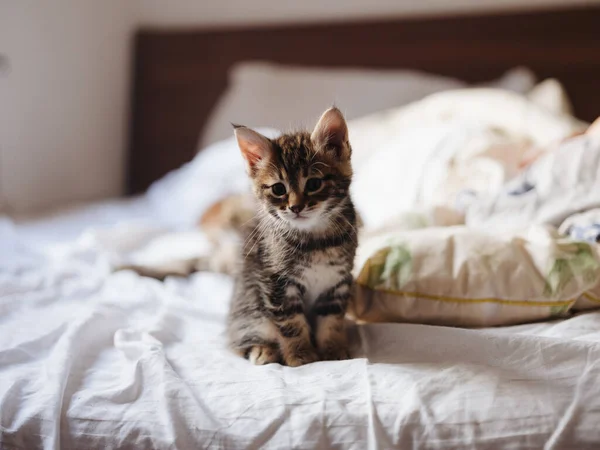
[560,209,600,243]
[465,133,600,231]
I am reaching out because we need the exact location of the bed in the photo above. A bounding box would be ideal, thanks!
[3,5,600,449]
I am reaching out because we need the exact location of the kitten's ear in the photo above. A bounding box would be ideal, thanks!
[310,107,350,159]
[233,125,274,173]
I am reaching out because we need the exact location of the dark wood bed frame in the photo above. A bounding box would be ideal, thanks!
[127,5,600,194]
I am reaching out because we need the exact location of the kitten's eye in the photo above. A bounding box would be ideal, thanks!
[305,178,322,193]
[271,183,287,196]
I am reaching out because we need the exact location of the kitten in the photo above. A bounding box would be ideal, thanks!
[228,107,358,366]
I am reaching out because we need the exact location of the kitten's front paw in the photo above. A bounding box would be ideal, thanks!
[285,347,319,367]
[320,345,350,361]
[247,345,280,365]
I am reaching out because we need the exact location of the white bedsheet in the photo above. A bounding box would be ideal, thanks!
[11,197,160,249]
[2,90,599,448]
[2,217,600,449]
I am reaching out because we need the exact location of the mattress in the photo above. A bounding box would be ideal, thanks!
[2,204,600,449]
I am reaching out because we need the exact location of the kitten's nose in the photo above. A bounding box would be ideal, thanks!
[290,204,304,214]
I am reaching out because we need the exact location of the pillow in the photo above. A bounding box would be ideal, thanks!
[350,225,600,327]
[200,62,537,147]
[558,206,600,312]
[576,286,600,311]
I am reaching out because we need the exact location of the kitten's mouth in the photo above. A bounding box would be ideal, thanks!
[278,209,323,230]
[281,212,316,228]
[278,212,308,222]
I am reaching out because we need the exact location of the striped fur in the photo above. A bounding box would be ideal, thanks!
[228,108,358,366]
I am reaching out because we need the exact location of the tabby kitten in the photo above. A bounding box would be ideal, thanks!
[228,107,358,366]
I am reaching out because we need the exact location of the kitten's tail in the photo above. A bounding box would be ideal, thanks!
[114,258,204,281]
[114,247,239,280]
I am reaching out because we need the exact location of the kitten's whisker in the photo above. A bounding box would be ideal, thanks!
[245,221,270,259]
[243,221,264,248]
[243,216,271,252]
[239,211,261,228]
[338,212,358,235]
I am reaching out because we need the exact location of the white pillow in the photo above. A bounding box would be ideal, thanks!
[202,63,540,148]
[201,62,472,147]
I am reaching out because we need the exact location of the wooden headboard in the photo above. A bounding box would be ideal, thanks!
[127,5,600,194]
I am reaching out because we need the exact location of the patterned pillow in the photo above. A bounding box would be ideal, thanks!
[351,225,600,327]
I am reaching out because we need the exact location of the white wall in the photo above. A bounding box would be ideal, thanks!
[0,1,134,213]
[1,0,598,213]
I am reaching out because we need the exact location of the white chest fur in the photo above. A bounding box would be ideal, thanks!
[300,262,345,306]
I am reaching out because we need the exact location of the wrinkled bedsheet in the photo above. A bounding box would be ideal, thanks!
[3,90,600,449]
[2,220,600,449]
